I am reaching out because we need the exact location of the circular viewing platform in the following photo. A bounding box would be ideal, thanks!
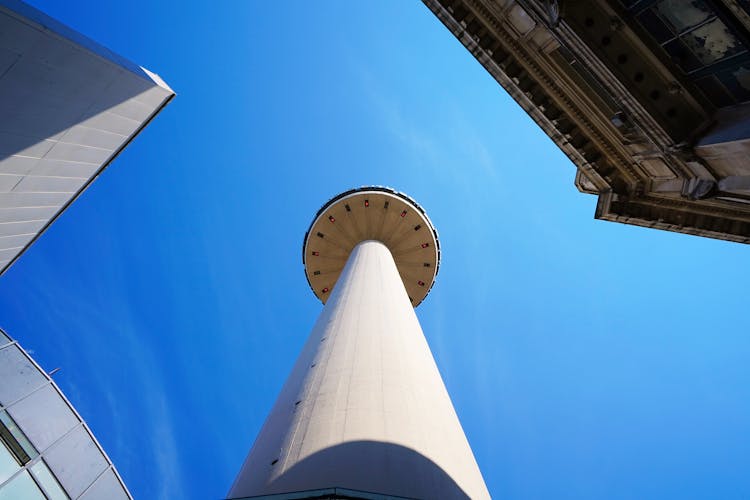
[302,187,440,307]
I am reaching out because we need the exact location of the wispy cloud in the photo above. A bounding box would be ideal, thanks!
[351,57,499,186]
[20,255,187,500]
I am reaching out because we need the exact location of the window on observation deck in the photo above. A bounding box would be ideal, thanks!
[622,0,750,106]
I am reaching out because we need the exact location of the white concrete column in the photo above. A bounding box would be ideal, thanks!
[229,240,489,499]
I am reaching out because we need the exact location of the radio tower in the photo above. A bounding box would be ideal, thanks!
[228,187,490,499]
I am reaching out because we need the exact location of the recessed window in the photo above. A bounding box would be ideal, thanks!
[317,232,324,238]
[417,280,425,287]
[345,204,351,212]
[364,199,369,207]
[384,201,389,209]
[663,38,702,72]
[311,251,319,256]
[421,243,429,248]
[626,0,750,105]
[695,75,734,106]
[656,0,711,33]
[328,215,335,223]
[400,210,407,217]
[721,65,750,101]
[414,224,422,231]
[423,262,431,267]
[321,287,329,293]
[0,410,37,467]
[0,411,48,500]
[313,270,320,276]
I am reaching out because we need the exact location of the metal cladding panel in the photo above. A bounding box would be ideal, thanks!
[0,219,45,237]
[0,1,174,276]
[229,241,490,500]
[79,468,131,500]
[6,384,78,452]
[0,331,131,498]
[0,344,46,405]
[0,206,59,223]
[43,425,109,498]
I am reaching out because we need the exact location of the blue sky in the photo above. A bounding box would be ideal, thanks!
[1,2,750,499]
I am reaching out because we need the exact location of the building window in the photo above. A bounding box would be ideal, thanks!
[0,411,37,469]
[29,461,67,500]
[0,438,19,487]
[0,470,46,500]
[0,411,69,499]
[0,410,38,497]
[624,0,750,105]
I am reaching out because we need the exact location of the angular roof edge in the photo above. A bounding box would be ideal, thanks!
[0,0,172,91]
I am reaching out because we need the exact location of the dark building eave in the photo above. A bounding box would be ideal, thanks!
[422,0,750,244]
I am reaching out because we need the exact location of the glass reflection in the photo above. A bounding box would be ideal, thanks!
[0,440,20,486]
[0,470,44,500]
[683,18,742,64]
[30,460,68,500]
[656,0,711,33]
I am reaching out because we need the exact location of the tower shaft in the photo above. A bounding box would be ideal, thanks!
[229,240,489,499]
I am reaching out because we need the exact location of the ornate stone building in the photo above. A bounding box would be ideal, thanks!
[423,0,750,243]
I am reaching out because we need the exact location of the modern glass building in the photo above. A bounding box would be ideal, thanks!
[0,329,131,499]
[0,1,173,498]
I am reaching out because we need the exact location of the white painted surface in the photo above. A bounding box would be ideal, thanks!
[230,240,489,499]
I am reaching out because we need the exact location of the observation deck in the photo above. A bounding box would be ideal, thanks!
[302,187,440,307]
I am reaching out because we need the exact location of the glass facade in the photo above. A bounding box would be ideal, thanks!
[0,409,67,499]
[0,330,130,499]
[624,0,750,106]
[0,409,38,464]
[30,461,68,500]
[0,470,45,500]
[0,439,18,486]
